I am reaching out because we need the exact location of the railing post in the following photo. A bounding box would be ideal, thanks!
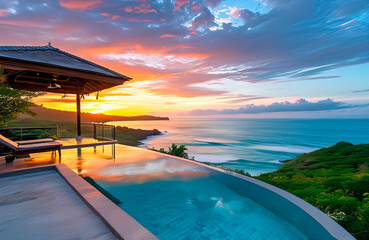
[113,126,115,140]
[56,125,59,139]
[93,124,97,139]
[20,128,23,140]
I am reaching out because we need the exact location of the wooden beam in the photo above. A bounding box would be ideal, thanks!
[15,75,80,86]
[10,83,81,94]
[10,80,82,90]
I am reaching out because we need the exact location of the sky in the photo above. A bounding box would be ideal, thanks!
[0,0,369,118]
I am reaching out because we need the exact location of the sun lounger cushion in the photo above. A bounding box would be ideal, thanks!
[18,142,62,152]
[0,134,18,150]
[16,138,55,145]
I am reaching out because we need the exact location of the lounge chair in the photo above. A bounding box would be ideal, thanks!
[0,134,62,158]
[16,138,55,145]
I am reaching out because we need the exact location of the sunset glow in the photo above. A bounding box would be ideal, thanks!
[1,0,368,117]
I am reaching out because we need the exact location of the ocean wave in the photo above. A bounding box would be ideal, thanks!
[191,153,240,163]
[248,144,318,154]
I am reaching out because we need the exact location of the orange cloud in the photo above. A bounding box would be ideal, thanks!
[160,34,177,38]
[59,0,102,12]
[81,46,123,56]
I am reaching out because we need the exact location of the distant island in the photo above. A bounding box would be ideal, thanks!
[8,106,167,145]
[256,142,369,240]
[20,106,169,122]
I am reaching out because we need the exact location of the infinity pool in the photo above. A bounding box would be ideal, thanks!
[95,158,307,240]
[9,144,353,239]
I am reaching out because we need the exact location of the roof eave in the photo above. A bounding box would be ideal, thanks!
[0,55,131,85]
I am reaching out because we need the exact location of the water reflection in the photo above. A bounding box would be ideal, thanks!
[13,144,209,184]
[89,157,209,184]
[77,148,82,174]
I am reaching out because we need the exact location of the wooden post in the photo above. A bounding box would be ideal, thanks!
[76,92,82,140]
[113,125,116,140]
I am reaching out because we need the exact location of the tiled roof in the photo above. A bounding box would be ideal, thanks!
[0,45,129,79]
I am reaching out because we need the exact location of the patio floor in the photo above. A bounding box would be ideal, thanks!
[0,144,160,240]
[0,170,117,240]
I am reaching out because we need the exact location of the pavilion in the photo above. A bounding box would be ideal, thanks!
[0,44,130,140]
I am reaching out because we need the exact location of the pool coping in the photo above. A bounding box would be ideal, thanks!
[0,164,158,240]
[146,148,355,240]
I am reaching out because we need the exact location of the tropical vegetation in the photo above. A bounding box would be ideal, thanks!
[256,142,369,240]
[0,79,43,127]
[151,143,189,158]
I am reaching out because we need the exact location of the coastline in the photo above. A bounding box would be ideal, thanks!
[114,126,162,146]
[138,131,168,146]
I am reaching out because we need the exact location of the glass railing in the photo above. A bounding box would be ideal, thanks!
[0,126,58,141]
[0,123,116,141]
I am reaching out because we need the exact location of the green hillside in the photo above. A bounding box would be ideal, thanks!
[256,142,369,240]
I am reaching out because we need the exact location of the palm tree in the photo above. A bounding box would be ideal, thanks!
[168,143,188,158]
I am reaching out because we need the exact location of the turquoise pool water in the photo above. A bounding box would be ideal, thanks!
[21,144,350,239]
[95,157,308,240]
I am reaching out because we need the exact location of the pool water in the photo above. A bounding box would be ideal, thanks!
[94,157,308,240]
[16,144,350,239]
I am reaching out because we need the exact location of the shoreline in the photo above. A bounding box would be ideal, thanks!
[137,131,168,146]
[114,126,162,146]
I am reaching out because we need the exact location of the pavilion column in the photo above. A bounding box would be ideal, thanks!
[76,92,82,141]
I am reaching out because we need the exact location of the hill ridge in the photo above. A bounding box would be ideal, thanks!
[19,106,169,122]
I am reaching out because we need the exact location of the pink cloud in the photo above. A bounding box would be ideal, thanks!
[124,4,157,14]
[173,0,189,11]
[0,9,9,17]
[58,0,102,12]
[1,0,367,102]
[100,13,121,22]
[127,18,153,22]
[206,0,222,7]
[191,4,202,11]
[0,20,42,27]
[229,7,259,23]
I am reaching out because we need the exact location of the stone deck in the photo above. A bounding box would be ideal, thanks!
[0,170,116,240]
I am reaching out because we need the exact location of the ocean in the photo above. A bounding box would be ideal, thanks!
[108,118,369,176]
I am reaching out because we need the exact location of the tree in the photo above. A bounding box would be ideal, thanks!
[0,67,43,127]
[167,143,189,158]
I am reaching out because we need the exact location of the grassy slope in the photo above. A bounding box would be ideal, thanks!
[256,142,369,239]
